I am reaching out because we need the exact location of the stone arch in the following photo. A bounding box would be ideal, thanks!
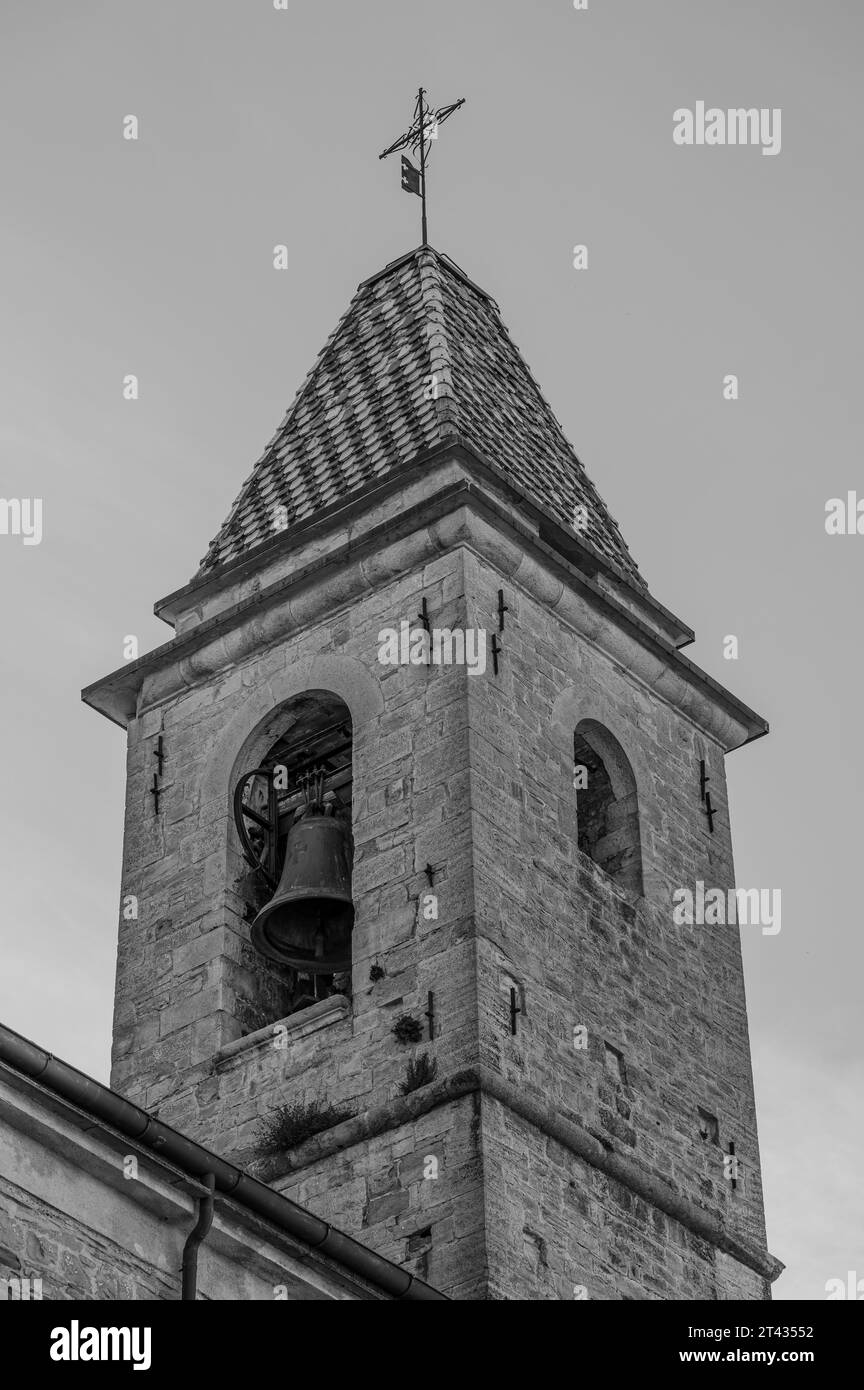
[231,687,355,1021]
[572,719,643,896]
[204,654,383,1035]
[551,688,646,899]
[202,653,383,809]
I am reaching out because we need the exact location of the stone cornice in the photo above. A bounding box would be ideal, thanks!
[82,476,767,752]
[155,443,689,647]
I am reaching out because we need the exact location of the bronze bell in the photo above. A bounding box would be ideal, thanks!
[250,803,354,974]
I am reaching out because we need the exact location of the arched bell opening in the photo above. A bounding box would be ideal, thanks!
[572,718,643,897]
[232,691,354,1025]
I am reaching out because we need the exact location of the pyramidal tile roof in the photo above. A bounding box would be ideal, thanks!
[197,246,645,588]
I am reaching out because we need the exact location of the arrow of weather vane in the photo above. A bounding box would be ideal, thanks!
[379,88,466,246]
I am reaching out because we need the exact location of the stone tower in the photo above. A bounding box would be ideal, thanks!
[84,245,782,1300]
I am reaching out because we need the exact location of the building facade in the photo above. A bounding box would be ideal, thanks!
[0,1021,440,1300]
[81,245,783,1300]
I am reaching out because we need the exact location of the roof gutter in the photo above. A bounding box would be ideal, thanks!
[0,1021,447,1302]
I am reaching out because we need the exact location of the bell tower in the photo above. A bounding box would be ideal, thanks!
[84,245,782,1300]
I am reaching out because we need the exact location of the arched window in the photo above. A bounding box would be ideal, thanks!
[572,719,643,896]
[233,691,354,1026]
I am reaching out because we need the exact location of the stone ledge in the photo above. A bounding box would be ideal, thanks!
[213,995,351,1068]
[265,1065,783,1285]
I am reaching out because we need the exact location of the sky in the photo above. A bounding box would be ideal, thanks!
[1,0,862,1301]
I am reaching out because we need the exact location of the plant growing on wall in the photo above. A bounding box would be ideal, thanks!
[401,1053,438,1095]
[255,1100,353,1155]
[392,1013,424,1044]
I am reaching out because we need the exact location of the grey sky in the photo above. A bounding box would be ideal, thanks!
[1,0,861,1300]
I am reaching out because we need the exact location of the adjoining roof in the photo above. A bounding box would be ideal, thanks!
[197,246,646,589]
[0,1020,446,1301]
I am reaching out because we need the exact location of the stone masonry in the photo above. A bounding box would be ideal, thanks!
[84,249,782,1300]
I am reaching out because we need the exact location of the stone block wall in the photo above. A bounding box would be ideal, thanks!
[274,1092,487,1300]
[465,546,769,1296]
[104,481,773,1299]
[479,1096,767,1300]
[0,1176,176,1301]
[112,544,476,1128]
[0,1071,390,1301]
[111,538,485,1302]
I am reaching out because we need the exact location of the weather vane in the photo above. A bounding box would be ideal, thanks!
[379,88,466,246]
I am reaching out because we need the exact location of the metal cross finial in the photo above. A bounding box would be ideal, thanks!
[379,88,466,246]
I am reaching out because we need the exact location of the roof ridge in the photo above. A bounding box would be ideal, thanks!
[417,249,459,443]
